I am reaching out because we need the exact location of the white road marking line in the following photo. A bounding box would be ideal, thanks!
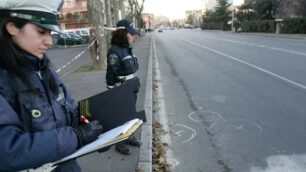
[198,35,306,57]
[181,38,306,91]
[269,47,306,57]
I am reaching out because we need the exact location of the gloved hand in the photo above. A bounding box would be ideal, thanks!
[74,120,103,147]
[97,146,112,153]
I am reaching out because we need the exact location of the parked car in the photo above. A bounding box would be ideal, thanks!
[158,28,163,32]
[69,33,86,44]
[62,28,90,43]
[75,29,90,37]
[75,29,90,43]
[51,33,84,45]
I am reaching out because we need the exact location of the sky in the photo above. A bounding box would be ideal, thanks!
[143,0,244,20]
[143,0,203,19]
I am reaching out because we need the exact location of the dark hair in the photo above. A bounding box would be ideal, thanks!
[111,29,129,47]
[0,17,58,96]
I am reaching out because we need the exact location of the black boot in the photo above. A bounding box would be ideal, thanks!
[115,142,131,155]
[127,136,142,147]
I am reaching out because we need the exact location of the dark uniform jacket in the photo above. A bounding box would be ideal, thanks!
[106,44,139,87]
[0,53,80,172]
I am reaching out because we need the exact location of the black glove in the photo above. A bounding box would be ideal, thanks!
[97,146,112,153]
[74,120,103,147]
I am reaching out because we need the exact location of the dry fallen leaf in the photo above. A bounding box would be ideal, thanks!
[152,121,172,172]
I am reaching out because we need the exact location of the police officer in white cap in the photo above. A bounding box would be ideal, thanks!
[0,1,103,171]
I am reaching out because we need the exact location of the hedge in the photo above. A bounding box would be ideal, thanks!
[282,18,306,34]
[241,20,276,33]
[202,17,306,34]
[201,22,230,31]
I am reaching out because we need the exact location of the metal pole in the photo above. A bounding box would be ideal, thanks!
[231,5,234,32]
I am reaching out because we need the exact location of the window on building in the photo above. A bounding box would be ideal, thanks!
[66,0,72,7]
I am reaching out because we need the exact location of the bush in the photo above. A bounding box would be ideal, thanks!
[239,18,306,34]
[241,20,276,33]
[282,18,306,34]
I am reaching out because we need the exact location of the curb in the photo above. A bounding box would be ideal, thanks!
[237,32,306,40]
[137,35,153,172]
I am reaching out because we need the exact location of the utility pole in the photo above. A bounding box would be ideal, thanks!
[231,5,235,32]
[87,0,108,70]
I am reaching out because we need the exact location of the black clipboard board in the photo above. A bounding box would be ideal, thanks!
[78,77,146,133]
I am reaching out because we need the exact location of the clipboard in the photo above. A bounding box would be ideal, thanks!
[39,119,143,168]
[78,77,146,133]
[54,119,143,164]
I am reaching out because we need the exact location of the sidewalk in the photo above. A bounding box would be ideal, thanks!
[62,33,153,172]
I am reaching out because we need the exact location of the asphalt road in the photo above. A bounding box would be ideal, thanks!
[47,45,91,78]
[154,29,306,172]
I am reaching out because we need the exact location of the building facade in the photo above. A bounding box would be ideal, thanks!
[142,13,155,29]
[60,0,89,29]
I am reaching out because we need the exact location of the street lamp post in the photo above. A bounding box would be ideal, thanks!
[231,7,234,32]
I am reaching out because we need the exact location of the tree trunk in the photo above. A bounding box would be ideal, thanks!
[105,0,113,49]
[87,0,108,70]
[105,0,113,27]
[118,0,125,19]
[113,0,120,23]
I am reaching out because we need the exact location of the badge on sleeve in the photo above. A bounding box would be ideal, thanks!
[109,54,118,65]
[31,109,42,118]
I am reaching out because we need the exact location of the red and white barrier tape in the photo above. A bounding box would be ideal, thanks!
[55,39,97,73]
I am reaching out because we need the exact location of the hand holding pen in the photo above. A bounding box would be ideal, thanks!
[74,116,102,147]
[81,115,90,124]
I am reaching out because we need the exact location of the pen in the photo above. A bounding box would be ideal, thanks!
[81,115,89,124]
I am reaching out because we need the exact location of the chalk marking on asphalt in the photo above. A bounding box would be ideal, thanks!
[175,124,197,143]
[175,130,184,137]
[230,124,244,130]
[181,38,306,91]
[196,35,306,57]
[188,110,222,123]
[153,36,180,169]
[207,119,263,134]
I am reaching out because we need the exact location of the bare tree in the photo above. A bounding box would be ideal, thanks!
[276,0,299,18]
[126,0,145,28]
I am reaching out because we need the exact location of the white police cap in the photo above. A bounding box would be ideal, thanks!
[0,0,63,32]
